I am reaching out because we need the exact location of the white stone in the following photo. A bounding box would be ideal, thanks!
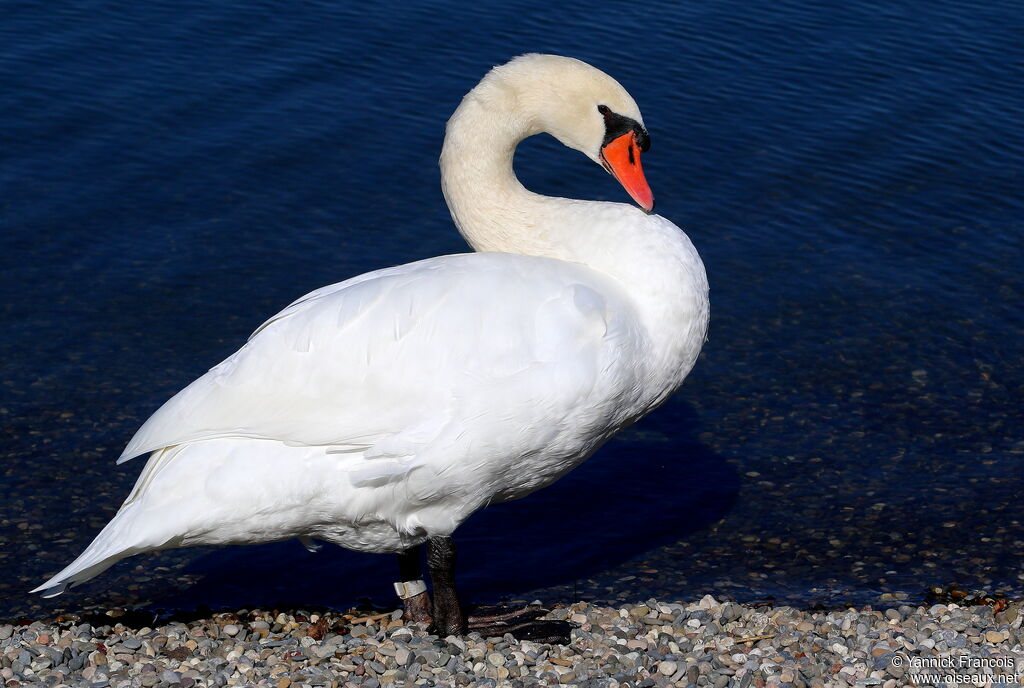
[698,595,719,610]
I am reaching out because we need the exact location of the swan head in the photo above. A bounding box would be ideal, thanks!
[483,54,654,212]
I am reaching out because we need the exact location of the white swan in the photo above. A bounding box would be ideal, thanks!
[34,54,709,636]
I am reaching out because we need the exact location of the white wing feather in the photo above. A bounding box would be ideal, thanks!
[119,252,645,475]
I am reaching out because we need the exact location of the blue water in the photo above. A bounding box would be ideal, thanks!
[2,1,1022,620]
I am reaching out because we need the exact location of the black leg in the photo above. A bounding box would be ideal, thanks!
[424,535,572,643]
[398,546,422,580]
[427,535,465,635]
[397,545,432,625]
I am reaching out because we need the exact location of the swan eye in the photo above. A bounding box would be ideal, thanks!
[598,106,650,153]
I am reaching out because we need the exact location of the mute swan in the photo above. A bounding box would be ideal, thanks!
[34,54,709,637]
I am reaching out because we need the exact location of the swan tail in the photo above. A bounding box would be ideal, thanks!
[30,505,150,598]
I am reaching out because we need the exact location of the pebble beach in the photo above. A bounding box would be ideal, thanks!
[4,595,1023,688]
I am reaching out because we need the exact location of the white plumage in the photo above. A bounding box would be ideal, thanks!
[34,54,709,599]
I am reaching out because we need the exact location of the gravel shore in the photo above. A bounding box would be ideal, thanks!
[3,595,1022,688]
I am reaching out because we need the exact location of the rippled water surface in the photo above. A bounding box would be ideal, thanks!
[2,0,1022,620]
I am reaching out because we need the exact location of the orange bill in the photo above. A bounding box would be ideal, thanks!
[599,131,654,213]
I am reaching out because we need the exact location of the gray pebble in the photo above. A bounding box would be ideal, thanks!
[721,604,742,623]
[417,649,441,664]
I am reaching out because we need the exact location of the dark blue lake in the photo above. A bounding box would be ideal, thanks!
[2,0,1022,620]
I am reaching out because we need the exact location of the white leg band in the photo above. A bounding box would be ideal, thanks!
[393,579,427,599]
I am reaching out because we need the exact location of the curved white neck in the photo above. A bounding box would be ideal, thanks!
[438,80,709,401]
[439,90,556,256]
[439,82,648,272]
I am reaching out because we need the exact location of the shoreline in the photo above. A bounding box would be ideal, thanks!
[3,595,1022,687]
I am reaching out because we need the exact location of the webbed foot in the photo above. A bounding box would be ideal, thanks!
[467,603,572,643]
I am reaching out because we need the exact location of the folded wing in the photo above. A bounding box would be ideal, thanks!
[119,253,642,470]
